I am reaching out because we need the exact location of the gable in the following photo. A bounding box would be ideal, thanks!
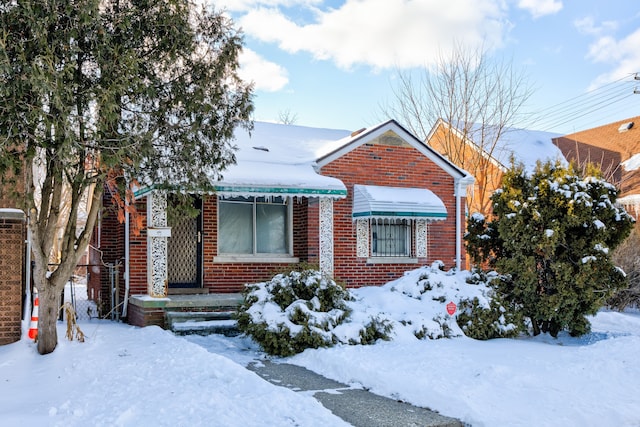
[428,119,565,173]
[317,120,472,187]
[365,129,414,149]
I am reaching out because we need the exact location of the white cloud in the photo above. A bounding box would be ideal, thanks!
[517,0,562,19]
[210,0,321,13]
[587,28,640,88]
[574,16,618,36]
[236,0,509,70]
[238,49,290,92]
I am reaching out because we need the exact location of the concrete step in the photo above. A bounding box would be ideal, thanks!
[166,310,240,336]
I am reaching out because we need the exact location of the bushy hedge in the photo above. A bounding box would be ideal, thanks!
[465,161,634,337]
[456,270,524,340]
[237,269,391,356]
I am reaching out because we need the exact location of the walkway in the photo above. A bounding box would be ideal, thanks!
[247,360,463,427]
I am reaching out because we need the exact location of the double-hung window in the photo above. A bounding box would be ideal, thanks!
[218,196,290,255]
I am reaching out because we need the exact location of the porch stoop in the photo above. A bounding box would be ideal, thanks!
[166,311,240,336]
[128,293,243,336]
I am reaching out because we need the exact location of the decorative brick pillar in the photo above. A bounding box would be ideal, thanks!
[146,192,171,297]
[0,209,25,345]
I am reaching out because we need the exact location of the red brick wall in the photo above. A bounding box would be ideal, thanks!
[128,198,148,295]
[200,197,303,293]
[91,191,127,315]
[0,214,25,345]
[128,303,164,328]
[125,196,312,294]
[122,142,466,294]
[320,142,463,287]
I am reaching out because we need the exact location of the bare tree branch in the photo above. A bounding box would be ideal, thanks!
[381,41,533,218]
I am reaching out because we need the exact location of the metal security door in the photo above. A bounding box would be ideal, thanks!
[167,197,202,288]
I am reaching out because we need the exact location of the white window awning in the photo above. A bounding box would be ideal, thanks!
[216,162,347,199]
[352,185,447,220]
[134,162,347,199]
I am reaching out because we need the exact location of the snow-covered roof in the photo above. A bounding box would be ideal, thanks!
[135,120,474,199]
[135,121,352,199]
[215,122,351,198]
[450,121,567,173]
[231,121,352,164]
[492,128,567,172]
[352,184,447,220]
[0,208,25,219]
[622,153,640,171]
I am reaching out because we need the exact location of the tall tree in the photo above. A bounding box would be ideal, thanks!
[380,42,533,217]
[0,0,253,354]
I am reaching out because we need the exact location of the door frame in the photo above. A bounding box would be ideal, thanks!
[167,196,203,289]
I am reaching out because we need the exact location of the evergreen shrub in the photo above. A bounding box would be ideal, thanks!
[237,268,391,356]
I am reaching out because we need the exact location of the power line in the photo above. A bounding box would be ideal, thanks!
[525,73,640,134]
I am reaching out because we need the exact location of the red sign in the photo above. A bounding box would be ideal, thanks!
[446,301,457,315]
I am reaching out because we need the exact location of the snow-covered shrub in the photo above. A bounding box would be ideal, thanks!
[354,316,393,345]
[376,261,492,340]
[237,269,391,356]
[456,270,524,340]
[466,161,634,337]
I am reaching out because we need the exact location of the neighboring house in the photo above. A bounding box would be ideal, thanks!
[0,167,26,345]
[426,119,566,218]
[552,116,640,216]
[94,119,474,327]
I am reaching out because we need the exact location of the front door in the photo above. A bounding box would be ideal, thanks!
[167,197,202,288]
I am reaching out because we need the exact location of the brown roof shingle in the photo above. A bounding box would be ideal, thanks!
[552,116,640,199]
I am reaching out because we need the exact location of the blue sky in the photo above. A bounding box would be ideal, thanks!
[210,0,640,136]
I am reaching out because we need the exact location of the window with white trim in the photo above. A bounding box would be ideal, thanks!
[371,218,411,257]
[218,196,290,255]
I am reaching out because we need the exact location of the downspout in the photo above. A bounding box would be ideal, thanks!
[454,174,474,271]
[455,179,462,271]
[122,209,130,318]
[23,210,32,338]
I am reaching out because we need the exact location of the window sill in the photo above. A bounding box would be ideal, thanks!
[213,255,300,264]
[366,257,418,264]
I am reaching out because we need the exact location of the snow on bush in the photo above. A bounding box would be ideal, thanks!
[239,262,521,355]
[348,261,520,341]
[237,269,391,356]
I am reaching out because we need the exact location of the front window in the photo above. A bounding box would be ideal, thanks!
[218,196,289,255]
[371,218,411,257]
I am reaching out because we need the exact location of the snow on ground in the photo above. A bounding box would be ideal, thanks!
[2,267,640,427]
[0,322,349,427]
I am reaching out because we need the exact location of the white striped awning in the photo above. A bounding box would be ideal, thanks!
[352,185,447,220]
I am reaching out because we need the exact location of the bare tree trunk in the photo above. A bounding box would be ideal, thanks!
[36,277,63,355]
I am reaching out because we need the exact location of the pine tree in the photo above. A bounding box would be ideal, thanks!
[466,161,634,337]
[0,0,253,354]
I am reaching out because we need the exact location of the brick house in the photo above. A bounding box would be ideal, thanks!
[94,120,474,327]
[552,116,640,216]
[426,119,566,219]
[0,168,26,345]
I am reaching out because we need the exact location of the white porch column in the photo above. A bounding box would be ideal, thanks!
[319,197,334,276]
[147,191,170,297]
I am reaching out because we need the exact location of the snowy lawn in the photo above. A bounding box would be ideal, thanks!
[0,322,349,427]
[288,310,640,426]
[2,265,640,426]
